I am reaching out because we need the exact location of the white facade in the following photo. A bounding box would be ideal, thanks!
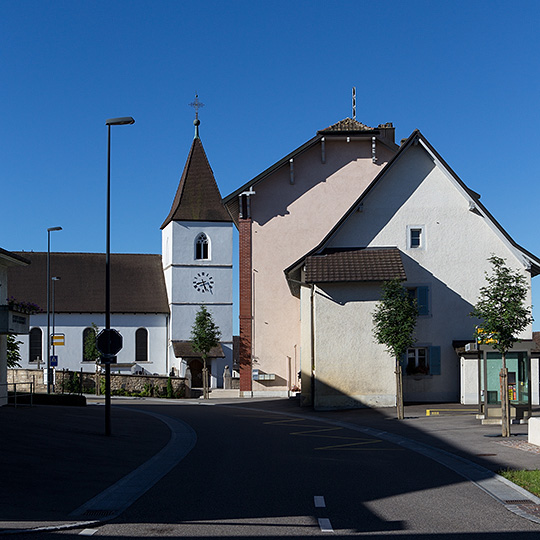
[162,220,233,388]
[296,134,539,409]
[16,312,168,375]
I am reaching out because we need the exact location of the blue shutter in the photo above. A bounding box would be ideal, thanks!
[417,286,429,316]
[429,346,441,375]
[399,352,407,367]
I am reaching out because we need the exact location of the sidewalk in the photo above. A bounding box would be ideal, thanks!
[1,397,540,533]
[0,400,171,533]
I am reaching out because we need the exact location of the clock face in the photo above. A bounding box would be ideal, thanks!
[193,271,214,293]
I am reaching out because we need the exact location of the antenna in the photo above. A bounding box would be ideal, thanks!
[352,87,356,121]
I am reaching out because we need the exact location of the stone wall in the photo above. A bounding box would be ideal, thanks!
[8,369,189,398]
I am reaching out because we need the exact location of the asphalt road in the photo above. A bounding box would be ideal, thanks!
[34,400,540,539]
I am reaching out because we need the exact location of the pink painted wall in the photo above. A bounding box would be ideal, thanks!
[249,138,396,392]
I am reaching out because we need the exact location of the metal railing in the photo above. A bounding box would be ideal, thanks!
[1,381,34,407]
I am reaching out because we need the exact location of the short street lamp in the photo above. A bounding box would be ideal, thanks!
[46,226,62,394]
[104,116,134,436]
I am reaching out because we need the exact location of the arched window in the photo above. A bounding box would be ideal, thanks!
[195,233,210,260]
[82,327,95,362]
[29,327,42,363]
[135,328,148,363]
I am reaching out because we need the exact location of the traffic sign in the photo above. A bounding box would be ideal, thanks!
[50,355,58,367]
[97,328,123,357]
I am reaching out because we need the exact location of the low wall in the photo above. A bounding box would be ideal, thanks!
[8,369,189,398]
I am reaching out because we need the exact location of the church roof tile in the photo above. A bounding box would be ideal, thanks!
[161,137,231,228]
[8,252,169,314]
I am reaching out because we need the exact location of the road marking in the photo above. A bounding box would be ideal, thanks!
[315,440,395,451]
[314,495,326,508]
[318,518,334,532]
[79,529,98,536]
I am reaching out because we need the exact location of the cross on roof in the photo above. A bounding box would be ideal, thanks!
[189,94,205,120]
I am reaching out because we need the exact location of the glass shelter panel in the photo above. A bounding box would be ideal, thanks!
[484,352,529,405]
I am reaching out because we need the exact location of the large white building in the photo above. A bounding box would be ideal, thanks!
[8,120,233,389]
[223,118,540,409]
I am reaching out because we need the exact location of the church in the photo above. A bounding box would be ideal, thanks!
[9,115,233,390]
[8,110,540,409]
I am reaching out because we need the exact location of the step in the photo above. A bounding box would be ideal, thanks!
[207,389,240,399]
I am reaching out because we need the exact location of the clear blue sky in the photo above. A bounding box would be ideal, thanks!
[2,1,540,330]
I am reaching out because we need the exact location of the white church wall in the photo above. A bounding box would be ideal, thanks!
[324,143,534,403]
[16,312,168,375]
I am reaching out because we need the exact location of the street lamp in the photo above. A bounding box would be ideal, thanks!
[46,226,62,394]
[51,277,60,368]
[104,116,135,436]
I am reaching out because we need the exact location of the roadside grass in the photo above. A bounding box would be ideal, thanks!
[499,469,540,497]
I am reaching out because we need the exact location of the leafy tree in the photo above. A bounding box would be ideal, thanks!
[190,305,221,399]
[471,255,533,437]
[7,334,23,368]
[373,279,418,420]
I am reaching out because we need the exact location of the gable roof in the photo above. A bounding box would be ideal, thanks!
[222,118,398,225]
[286,129,540,282]
[305,247,406,283]
[7,252,169,314]
[161,136,231,228]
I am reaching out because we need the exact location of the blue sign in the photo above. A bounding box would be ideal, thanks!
[50,355,58,367]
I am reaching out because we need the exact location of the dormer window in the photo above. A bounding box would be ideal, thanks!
[195,233,210,260]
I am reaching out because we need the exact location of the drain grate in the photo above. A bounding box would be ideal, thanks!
[83,509,117,517]
[505,500,536,505]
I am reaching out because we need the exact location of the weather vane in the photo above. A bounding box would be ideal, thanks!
[189,94,205,120]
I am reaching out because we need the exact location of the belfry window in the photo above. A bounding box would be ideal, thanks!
[195,233,210,260]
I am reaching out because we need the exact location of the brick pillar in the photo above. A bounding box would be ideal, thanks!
[238,218,252,392]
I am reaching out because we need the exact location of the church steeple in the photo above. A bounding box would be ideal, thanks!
[161,100,231,229]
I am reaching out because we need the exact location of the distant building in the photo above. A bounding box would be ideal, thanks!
[0,248,30,405]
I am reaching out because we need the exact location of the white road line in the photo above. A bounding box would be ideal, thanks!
[79,529,98,536]
[318,518,334,532]
[314,495,326,508]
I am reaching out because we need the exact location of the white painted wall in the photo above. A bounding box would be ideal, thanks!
[310,143,536,405]
[16,312,168,374]
[162,220,233,386]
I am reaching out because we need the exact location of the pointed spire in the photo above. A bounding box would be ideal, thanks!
[189,94,204,139]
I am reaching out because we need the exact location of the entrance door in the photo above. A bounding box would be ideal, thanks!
[189,359,203,388]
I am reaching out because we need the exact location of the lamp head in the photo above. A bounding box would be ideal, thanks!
[47,226,62,232]
[105,117,135,126]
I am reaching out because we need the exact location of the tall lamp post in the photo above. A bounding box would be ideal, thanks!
[46,226,62,394]
[104,116,135,436]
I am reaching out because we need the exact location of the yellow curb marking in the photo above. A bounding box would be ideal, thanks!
[426,409,477,416]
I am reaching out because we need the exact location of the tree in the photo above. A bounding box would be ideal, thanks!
[190,305,221,399]
[373,279,418,420]
[471,255,533,437]
[7,334,23,368]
